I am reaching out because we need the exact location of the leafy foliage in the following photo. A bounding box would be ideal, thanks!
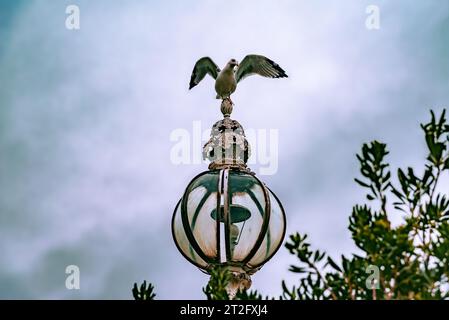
[202,266,265,300]
[202,266,232,300]
[132,281,156,300]
[134,110,449,300]
[282,109,449,300]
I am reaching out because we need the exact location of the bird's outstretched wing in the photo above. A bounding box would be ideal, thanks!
[235,55,288,83]
[189,57,221,89]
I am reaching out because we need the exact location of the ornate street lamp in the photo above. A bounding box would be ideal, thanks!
[172,100,286,296]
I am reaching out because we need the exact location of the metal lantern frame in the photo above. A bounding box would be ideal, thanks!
[172,168,287,274]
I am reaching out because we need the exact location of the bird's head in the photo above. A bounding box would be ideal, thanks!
[227,59,239,69]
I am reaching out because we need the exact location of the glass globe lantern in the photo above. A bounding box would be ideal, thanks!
[172,100,286,293]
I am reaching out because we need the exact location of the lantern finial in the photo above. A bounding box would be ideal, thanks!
[202,105,251,172]
[220,99,233,117]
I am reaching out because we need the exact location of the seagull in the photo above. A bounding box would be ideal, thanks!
[189,55,288,103]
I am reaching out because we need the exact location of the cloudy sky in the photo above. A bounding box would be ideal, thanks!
[0,0,448,299]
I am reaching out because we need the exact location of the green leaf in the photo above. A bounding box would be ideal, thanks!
[355,178,370,188]
[289,266,306,273]
[326,257,342,272]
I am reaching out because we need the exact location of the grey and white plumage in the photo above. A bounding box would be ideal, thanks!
[189,54,287,100]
